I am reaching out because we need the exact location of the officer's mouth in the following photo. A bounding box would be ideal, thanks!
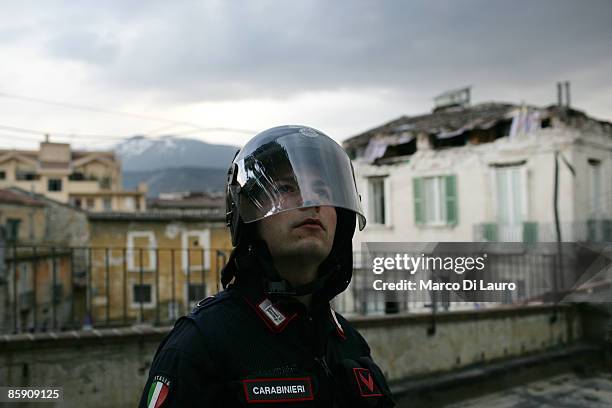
[293,218,325,231]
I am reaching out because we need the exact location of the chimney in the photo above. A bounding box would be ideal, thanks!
[557,81,571,108]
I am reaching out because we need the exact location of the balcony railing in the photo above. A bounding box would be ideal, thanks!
[474,220,612,243]
[0,245,230,334]
[0,243,591,334]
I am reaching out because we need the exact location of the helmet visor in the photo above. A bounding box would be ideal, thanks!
[234,126,366,230]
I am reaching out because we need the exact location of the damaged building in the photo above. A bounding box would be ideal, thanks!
[343,87,612,244]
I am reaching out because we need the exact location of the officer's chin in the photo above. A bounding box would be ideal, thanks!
[290,240,332,261]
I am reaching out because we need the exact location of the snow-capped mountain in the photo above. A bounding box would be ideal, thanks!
[115,135,239,196]
[115,135,239,172]
[123,167,228,197]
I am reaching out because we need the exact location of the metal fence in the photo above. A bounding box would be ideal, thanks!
[0,245,230,334]
[0,245,571,334]
[473,220,612,243]
[332,251,567,317]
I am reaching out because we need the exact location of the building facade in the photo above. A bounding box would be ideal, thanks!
[345,103,612,244]
[87,212,232,325]
[0,139,146,212]
[339,98,612,316]
[0,188,90,332]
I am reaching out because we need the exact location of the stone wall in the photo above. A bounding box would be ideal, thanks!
[353,304,581,381]
[0,304,585,407]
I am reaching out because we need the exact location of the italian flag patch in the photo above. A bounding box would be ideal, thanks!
[147,375,171,408]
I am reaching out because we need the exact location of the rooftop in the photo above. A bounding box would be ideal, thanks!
[87,210,226,223]
[343,101,612,163]
[148,192,225,209]
[0,188,45,207]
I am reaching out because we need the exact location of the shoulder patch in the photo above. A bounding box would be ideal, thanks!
[146,373,172,408]
[189,291,231,315]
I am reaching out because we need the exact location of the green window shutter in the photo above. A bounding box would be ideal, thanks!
[603,220,612,242]
[413,178,424,225]
[522,222,538,244]
[483,223,498,242]
[587,219,597,242]
[445,175,458,225]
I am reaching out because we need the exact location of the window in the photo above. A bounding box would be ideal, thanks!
[133,284,152,304]
[18,263,31,290]
[124,197,136,211]
[16,170,38,180]
[368,177,387,225]
[181,230,211,273]
[0,170,5,180]
[127,231,157,271]
[188,283,206,304]
[103,198,112,211]
[86,198,95,209]
[6,218,21,242]
[100,176,112,189]
[493,164,530,242]
[48,178,62,192]
[69,197,83,208]
[589,159,602,216]
[68,172,85,181]
[496,167,524,225]
[413,175,457,226]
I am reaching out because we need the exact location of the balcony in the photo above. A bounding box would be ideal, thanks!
[15,171,39,181]
[68,173,113,191]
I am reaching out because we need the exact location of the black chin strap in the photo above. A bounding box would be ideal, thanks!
[232,240,335,298]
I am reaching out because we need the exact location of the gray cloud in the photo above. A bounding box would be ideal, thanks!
[45,29,120,65]
[2,1,611,115]
[92,1,612,103]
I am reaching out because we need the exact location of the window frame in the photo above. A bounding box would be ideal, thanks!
[181,230,211,274]
[126,231,157,272]
[47,178,63,192]
[413,175,458,227]
[130,283,155,309]
[588,158,602,217]
[184,282,207,309]
[367,176,390,226]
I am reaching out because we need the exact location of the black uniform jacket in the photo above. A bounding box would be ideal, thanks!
[138,280,395,407]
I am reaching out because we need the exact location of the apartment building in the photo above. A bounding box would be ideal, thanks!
[344,90,612,244]
[0,139,146,212]
[0,188,90,332]
[338,88,612,315]
[86,210,231,325]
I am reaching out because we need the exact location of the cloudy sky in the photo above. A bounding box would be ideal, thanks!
[1,0,610,150]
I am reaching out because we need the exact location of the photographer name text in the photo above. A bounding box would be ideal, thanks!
[372,279,517,291]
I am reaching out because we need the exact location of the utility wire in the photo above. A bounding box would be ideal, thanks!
[0,123,124,139]
[0,90,257,135]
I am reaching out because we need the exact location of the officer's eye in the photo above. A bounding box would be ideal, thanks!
[277,183,297,194]
[314,187,331,200]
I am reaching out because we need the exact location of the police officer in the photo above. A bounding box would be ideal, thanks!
[139,125,395,407]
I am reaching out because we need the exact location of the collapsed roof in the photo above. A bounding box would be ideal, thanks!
[342,102,611,163]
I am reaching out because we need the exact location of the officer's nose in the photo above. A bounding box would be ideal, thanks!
[299,205,321,213]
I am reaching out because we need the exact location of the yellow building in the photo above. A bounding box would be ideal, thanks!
[0,189,46,244]
[87,212,232,325]
[0,188,88,332]
[5,249,74,333]
[0,139,146,212]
